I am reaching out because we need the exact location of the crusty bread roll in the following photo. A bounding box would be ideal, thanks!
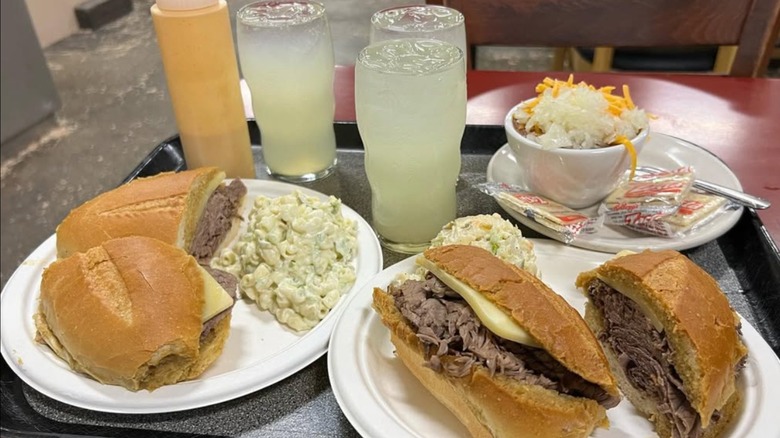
[56,167,226,258]
[35,236,232,391]
[576,250,748,438]
[373,244,620,438]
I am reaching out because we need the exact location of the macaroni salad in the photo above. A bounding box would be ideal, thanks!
[213,191,358,331]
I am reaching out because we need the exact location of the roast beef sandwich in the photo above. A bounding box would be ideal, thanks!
[576,250,748,438]
[56,167,246,261]
[34,236,237,391]
[372,244,620,438]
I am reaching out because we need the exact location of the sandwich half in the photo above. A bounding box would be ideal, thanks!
[576,250,748,438]
[373,244,620,438]
[34,236,237,391]
[56,167,246,261]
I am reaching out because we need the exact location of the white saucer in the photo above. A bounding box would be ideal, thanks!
[486,133,744,253]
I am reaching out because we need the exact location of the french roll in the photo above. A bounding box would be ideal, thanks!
[373,244,620,438]
[34,236,237,391]
[576,250,748,438]
[55,167,246,261]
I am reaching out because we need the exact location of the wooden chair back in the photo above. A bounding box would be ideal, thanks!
[427,0,780,76]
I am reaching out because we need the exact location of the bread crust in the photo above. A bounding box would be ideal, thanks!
[373,288,608,438]
[576,250,747,428]
[55,167,225,258]
[584,303,743,438]
[35,236,228,391]
[423,245,618,398]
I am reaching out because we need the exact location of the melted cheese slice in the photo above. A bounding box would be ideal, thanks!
[417,257,541,348]
[197,265,235,322]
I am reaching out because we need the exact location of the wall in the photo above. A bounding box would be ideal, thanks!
[25,0,82,48]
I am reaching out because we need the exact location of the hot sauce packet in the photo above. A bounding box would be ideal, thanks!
[600,166,696,226]
[478,182,598,243]
[625,191,731,237]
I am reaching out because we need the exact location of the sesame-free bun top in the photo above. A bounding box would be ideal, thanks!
[55,167,225,258]
[423,244,619,397]
[34,236,228,391]
[575,249,747,426]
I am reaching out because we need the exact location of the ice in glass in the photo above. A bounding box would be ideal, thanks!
[370,5,467,58]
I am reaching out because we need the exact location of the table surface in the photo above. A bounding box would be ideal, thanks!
[334,66,780,245]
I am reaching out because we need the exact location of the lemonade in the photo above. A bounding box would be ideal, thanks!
[237,1,337,182]
[240,53,336,177]
[370,5,467,57]
[356,39,466,252]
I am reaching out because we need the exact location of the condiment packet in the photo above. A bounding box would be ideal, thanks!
[477,182,598,243]
[600,166,696,226]
[625,191,731,238]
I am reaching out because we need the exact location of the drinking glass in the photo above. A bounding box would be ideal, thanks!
[236,1,337,182]
[355,39,466,253]
[369,5,467,58]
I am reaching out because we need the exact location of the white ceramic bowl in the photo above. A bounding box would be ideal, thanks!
[504,101,649,209]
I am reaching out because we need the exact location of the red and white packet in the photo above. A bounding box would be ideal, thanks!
[625,191,732,237]
[478,182,598,243]
[600,166,696,227]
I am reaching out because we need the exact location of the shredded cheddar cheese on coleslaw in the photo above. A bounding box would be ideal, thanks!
[514,75,649,151]
[615,135,638,179]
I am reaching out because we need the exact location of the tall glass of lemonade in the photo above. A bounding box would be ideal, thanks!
[356,39,466,253]
[237,1,337,182]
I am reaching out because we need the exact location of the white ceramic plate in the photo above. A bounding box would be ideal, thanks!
[0,180,383,414]
[328,239,780,438]
[486,133,744,253]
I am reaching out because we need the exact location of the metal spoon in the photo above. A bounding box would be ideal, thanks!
[636,165,771,210]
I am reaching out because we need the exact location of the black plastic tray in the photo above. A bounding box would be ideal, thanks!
[3,122,779,438]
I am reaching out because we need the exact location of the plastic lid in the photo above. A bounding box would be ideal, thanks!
[156,0,218,11]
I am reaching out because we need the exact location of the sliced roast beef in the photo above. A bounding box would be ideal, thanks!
[586,279,706,438]
[190,179,247,262]
[389,274,619,407]
[199,266,238,342]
